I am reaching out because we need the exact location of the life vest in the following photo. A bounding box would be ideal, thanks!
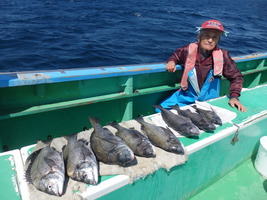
[157,43,224,112]
[180,43,223,90]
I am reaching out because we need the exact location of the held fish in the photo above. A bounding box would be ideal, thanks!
[192,105,222,126]
[89,117,135,166]
[110,121,156,158]
[135,116,184,154]
[63,134,99,185]
[25,144,65,196]
[154,104,200,137]
[170,104,216,131]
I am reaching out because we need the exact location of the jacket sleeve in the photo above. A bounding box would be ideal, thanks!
[222,50,244,97]
[167,45,189,65]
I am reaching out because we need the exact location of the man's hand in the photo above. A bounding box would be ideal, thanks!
[229,98,247,112]
[166,61,176,72]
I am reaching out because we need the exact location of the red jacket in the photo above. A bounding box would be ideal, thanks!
[168,44,243,97]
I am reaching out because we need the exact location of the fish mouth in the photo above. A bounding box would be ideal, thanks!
[73,162,99,185]
[143,147,156,158]
[187,128,200,136]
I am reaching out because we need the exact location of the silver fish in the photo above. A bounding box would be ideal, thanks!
[170,104,216,131]
[110,121,156,158]
[192,105,222,126]
[89,117,135,166]
[154,104,200,137]
[63,134,99,185]
[25,144,65,196]
[135,116,184,154]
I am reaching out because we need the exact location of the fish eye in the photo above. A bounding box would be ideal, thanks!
[83,174,88,179]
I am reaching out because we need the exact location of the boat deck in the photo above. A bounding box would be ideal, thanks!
[0,84,267,200]
[190,157,267,200]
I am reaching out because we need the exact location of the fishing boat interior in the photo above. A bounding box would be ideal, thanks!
[0,52,267,199]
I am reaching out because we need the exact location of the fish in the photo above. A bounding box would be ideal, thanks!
[63,133,99,185]
[192,105,222,126]
[110,121,156,158]
[135,116,184,154]
[25,143,65,196]
[153,104,200,137]
[89,117,135,166]
[170,104,216,131]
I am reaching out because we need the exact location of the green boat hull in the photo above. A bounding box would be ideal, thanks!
[0,52,267,199]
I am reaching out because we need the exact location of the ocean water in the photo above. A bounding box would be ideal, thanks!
[0,0,266,72]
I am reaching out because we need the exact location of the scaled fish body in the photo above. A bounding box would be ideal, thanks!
[170,104,216,131]
[111,121,156,158]
[89,117,135,166]
[135,116,184,154]
[192,105,222,126]
[63,134,99,185]
[154,105,200,137]
[25,144,65,196]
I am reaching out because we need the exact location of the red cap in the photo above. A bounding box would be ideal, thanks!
[200,20,225,32]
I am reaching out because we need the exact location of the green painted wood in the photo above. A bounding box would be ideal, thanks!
[0,155,21,200]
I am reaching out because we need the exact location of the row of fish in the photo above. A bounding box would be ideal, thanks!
[89,116,185,165]
[25,115,186,196]
[155,104,222,137]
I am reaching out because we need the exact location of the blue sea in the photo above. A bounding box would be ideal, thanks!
[0,0,266,72]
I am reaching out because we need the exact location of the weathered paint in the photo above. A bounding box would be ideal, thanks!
[0,52,266,88]
[0,53,266,199]
[0,154,21,200]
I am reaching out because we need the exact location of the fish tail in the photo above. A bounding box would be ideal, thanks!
[89,116,99,126]
[152,104,163,110]
[169,104,180,110]
[110,120,119,127]
[136,115,145,123]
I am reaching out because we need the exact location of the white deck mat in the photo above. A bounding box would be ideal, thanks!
[150,101,237,137]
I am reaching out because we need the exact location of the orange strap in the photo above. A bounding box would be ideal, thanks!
[180,43,223,90]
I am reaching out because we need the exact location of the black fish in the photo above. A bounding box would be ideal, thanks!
[136,116,184,154]
[89,117,135,166]
[63,133,99,185]
[170,104,216,131]
[110,121,156,158]
[154,104,200,137]
[192,105,222,126]
[25,143,65,196]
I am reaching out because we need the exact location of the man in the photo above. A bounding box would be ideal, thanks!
[159,19,247,112]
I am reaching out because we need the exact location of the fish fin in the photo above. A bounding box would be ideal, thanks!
[24,148,43,183]
[209,106,218,114]
[25,148,42,167]
[25,162,33,184]
[135,115,145,123]
[89,116,99,126]
[44,156,57,168]
[61,144,67,153]
[81,145,93,159]
[63,133,78,141]
[161,126,174,135]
